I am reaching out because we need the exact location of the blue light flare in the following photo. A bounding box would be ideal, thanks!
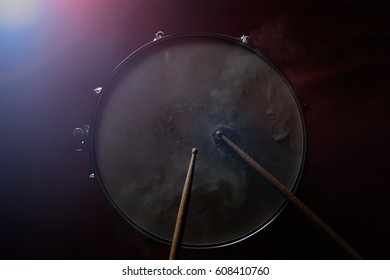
[0,0,46,31]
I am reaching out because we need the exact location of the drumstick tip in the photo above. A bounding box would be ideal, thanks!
[192,148,198,154]
[215,130,223,137]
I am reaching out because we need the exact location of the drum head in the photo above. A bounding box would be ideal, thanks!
[91,33,305,247]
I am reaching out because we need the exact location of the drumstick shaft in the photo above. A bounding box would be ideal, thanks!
[216,131,363,260]
[169,148,198,260]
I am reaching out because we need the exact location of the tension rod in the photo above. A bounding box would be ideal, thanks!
[215,130,363,260]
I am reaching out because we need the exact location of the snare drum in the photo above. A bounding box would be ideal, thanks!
[91,33,305,247]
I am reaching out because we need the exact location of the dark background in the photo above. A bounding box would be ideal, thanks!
[0,0,389,259]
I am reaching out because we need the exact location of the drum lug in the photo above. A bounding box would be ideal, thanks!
[154,31,165,41]
[89,173,95,180]
[93,87,102,96]
[73,125,90,152]
[240,35,255,48]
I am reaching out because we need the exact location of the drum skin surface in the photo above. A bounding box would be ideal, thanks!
[91,34,305,247]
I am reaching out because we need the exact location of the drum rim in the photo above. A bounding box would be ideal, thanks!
[90,32,307,249]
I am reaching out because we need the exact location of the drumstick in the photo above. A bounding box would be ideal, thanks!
[215,130,363,260]
[169,148,198,260]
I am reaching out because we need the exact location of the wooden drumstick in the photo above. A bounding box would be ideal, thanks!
[169,148,198,260]
[215,130,363,260]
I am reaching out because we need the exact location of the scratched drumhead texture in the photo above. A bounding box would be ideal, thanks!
[92,34,305,247]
